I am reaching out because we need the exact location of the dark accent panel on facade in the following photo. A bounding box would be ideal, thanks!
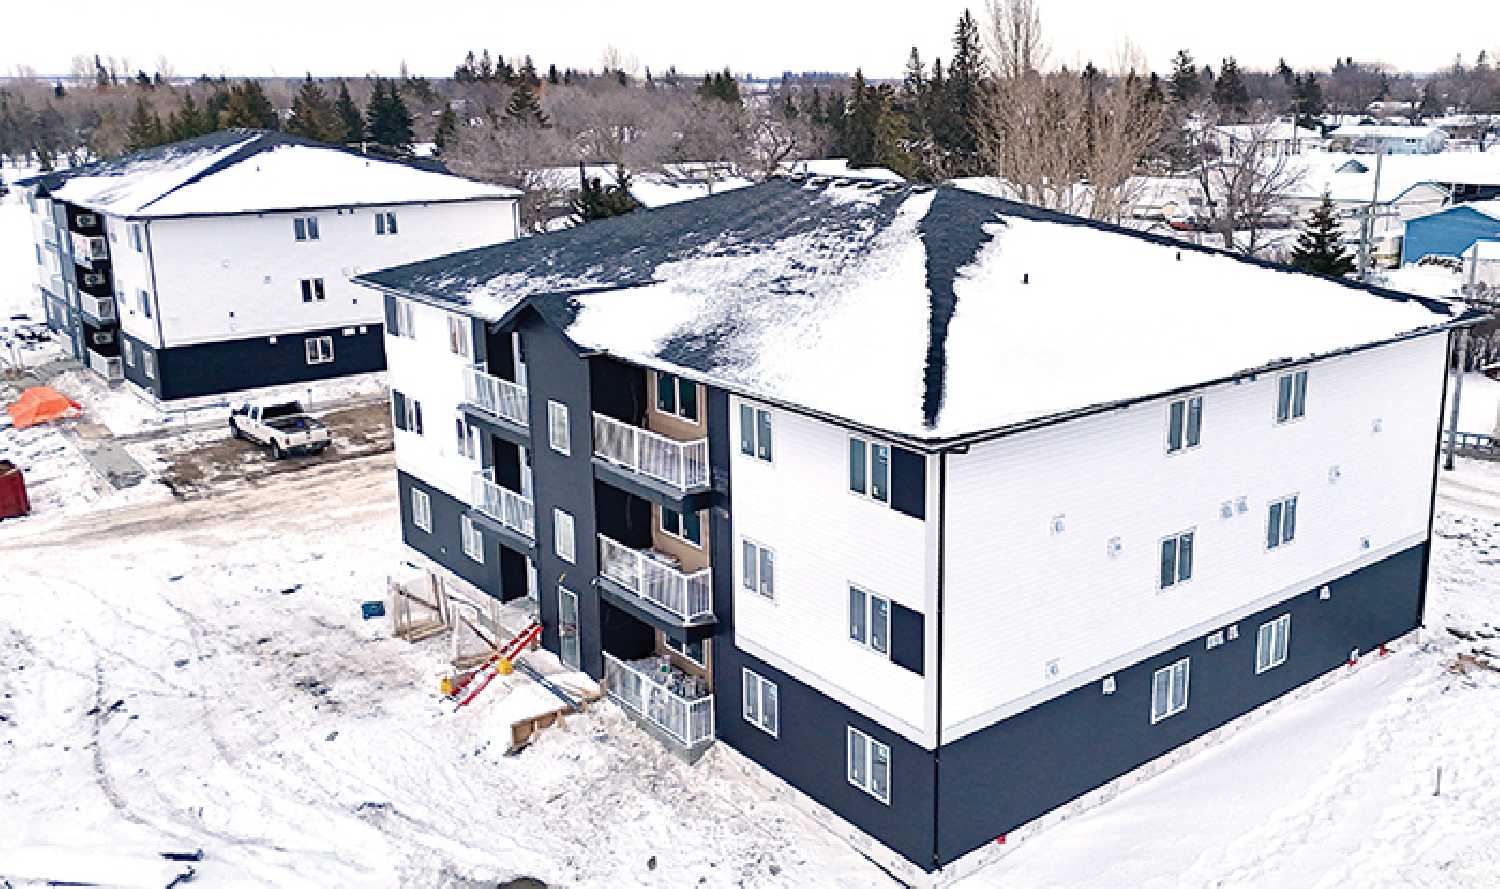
[498,548,528,604]
[890,446,926,520]
[119,332,159,396]
[383,294,399,330]
[133,326,386,400]
[396,470,505,600]
[890,604,925,675]
[935,543,1428,867]
[471,318,489,367]
[492,437,522,490]
[599,599,659,660]
[590,355,648,425]
[593,480,653,548]
[484,322,514,379]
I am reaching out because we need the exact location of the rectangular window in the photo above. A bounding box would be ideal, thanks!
[293,216,320,241]
[142,351,156,380]
[123,341,136,367]
[741,668,779,736]
[375,211,398,235]
[654,372,699,422]
[739,403,773,461]
[1150,658,1190,723]
[665,636,706,667]
[1267,495,1298,549]
[741,539,775,600]
[848,437,890,502]
[553,508,576,563]
[393,392,423,434]
[447,315,470,357]
[411,488,432,532]
[1159,530,1194,589]
[139,288,153,319]
[1167,395,1202,452]
[847,727,891,804]
[547,400,570,455]
[389,301,416,338]
[129,223,143,252]
[1256,614,1291,673]
[848,585,891,655]
[304,335,335,365]
[300,278,326,303]
[461,515,484,563]
[455,417,470,457]
[1275,370,1308,423]
[659,507,703,547]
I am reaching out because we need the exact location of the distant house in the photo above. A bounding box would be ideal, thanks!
[1460,239,1500,297]
[1208,121,1322,159]
[1329,124,1447,155]
[19,130,519,400]
[1401,201,1500,264]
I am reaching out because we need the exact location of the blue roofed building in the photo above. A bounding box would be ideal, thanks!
[1402,201,1500,265]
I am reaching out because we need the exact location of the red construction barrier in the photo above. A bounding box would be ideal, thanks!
[0,461,29,520]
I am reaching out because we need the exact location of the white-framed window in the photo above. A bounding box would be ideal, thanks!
[742,668,779,737]
[738,403,773,462]
[665,636,706,667]
[1158,529,1195,589]
[293,215,320,241]
[1267,495,1298,549]
[129,223,143,252]
[1167,395,1202,453]
[1150,658,1190,723]
[461,515,484,563]
[848,437,891,503]
[547,400,570,455]
[740,539,775,600]
[142,351,156,380]
[123,341,136,367]
[389,300,416,338]
[659,506,703,547]
[138,288,153,319]
[553,508,575,563]
[300,278,326,303]
[447,315,470,357]
[654,371,699,423]
[374,211,398,235]
[1275,370,1308,423]
[411,488,432,532]
[455,416,476,459]
[1256,614,1291,673]
[847,726,891,804]
[304,336,335,365]
[393,391,423,434]
[848,585,890,655]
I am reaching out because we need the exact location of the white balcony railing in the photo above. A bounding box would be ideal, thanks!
[603,653,715,747]
[78,292,116,323]
[70,232,107,266]
[464,367,529,429]
[470,471,535,540]
[598,534,713,623]
[592,413,709,491]
[86,350,123,382]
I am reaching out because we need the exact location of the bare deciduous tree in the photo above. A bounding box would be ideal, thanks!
[1184,116,1307,255]
[444,117,576,232]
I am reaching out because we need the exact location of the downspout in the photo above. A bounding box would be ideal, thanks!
[931,448,949,872]
[1417,329,1457,627]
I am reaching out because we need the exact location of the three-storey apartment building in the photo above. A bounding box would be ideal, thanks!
[356,177,1476,885]
[21,130,518,400]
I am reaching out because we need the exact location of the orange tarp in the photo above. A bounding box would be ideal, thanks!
[6,387,82,430]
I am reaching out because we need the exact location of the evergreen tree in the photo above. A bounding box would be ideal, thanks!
[1276,58,1295,86]
[286,75,342,143]
[168,91,213,140]
[205,86,231,128]
[53,81,66,99]
[125,97,161,151]
[504,81,549,126]
[697,68,742,105]
[220,80,279,129]
[903,47,926,102]
[1169,50,1200,102]
[1213,57,1250,119]
[573,165,642,222]
[365,79,414,149]
[1145,71,1165,105]
[943,9,984,172]
[333,80,363,143]
[1290,194,1355,277]
[548,63,560,85]
[434,104,458,152]
[1293,73,1324,130]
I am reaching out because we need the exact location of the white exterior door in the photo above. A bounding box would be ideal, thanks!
[520,447,534,498]
[512,331,528,388]
[558,586,580,670]
[526,557,538,602]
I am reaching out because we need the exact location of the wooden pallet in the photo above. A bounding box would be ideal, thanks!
[508,684,603,753]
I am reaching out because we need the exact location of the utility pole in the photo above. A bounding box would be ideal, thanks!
[1359,151,1385,282]
[1445,326,1467,471]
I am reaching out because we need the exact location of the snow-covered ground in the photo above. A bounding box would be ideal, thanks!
[1453,372,1500,436]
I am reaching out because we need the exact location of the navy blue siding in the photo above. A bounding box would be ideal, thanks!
[119,325,386,400]
[890,446,926,520]
[890,604,925,675]
[396,470,506,598]
[934,542,1427,866]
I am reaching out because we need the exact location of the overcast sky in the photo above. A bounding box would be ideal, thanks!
[6,1,1497,81]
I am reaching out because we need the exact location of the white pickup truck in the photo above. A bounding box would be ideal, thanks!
[228,400,331,459]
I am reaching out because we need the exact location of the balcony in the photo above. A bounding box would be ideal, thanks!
[603,652,715,751]
[78,292,117,325]
[597,534,714,633]
[70,232,108,268]
[461,367,529,444]
[86,349,123,382]
[469,471,536,552]
[592,413,711,505]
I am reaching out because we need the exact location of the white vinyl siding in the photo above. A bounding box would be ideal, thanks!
[742,668,779,736]
[1256,614,1291,673]
[553,508,576,563]
[1150,658,1190,723]
[846,726,891,804]
[411,488,432,533]
[1167,395,1202,453]
[1275,370,1308,423]
[1267,495,1298,549]
[461,515,484,563]
[548,400,570,455]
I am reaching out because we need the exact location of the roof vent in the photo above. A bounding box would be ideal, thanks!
[910,184,933,193]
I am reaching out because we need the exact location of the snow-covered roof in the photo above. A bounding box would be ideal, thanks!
[1284,151,1500,202]
[357,177,1463,444]
[25,130,517,218]
[780,158,905,181]
[1213,122,1321,141]
[1330,124,1445,140]
[534,165,754,209]
[1463,239,1500,261]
